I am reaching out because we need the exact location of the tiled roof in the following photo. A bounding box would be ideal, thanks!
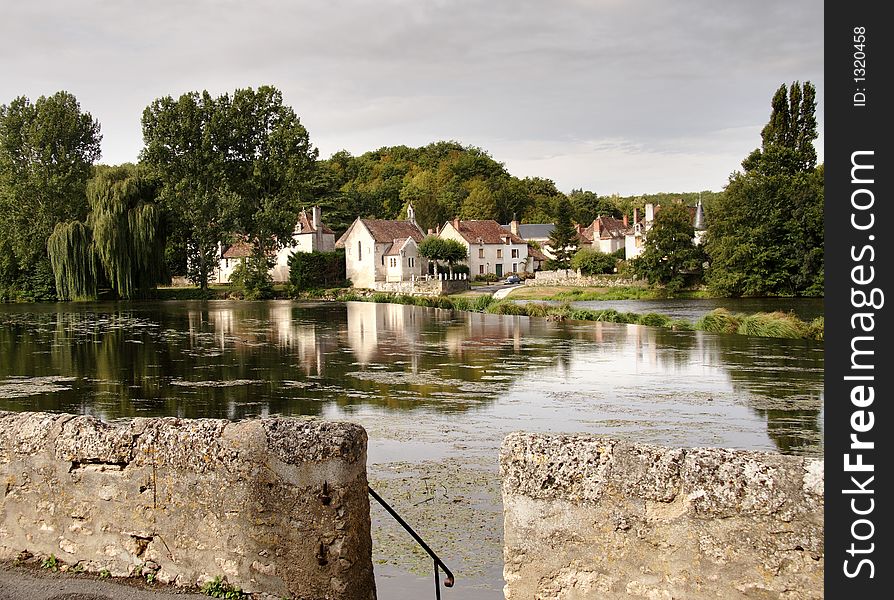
[336,219,424,248]
[578,216,629,243]
[297,210,335,235]
[527,245,549,261]
[449,220,526,245]
[222,240,254,258]
[384,238,413,256]
[363,220,424,243]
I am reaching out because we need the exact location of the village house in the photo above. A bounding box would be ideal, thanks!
[624,200,706,260]
[335,205,426,288]
[216,206,336,284]
[577,215,629,255]
[439,218,529,277]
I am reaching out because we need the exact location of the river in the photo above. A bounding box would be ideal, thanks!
[0,300,823,598]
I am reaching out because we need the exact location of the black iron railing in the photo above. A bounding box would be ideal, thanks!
[368,485,455,598]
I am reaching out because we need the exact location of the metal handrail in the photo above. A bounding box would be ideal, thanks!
[368,485,455,598]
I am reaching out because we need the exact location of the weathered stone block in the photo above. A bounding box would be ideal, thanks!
[500,433,822,600]
[0,411,376,599]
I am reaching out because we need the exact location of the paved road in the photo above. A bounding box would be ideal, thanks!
[0,565,208,600]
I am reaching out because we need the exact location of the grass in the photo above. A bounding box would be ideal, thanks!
[335,293,822,340]
[508,285,714,302]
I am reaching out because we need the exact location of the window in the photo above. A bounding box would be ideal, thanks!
[512,263,517,273]
[389,257,397,267]
[478,248,485,259]
[511,248,519,258]
[479,265,485,274]
[497,249,503,259]
[358,241,362,261]
[408,257,415,268]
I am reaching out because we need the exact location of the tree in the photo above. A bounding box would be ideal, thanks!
[418,236,467,275]
[571,248,617,275]
[47,164,166,300]
[141,85,317,289]
[633,204,702,291]
[0,92,101,300]
[706,81,822,296]
[545,197,578,269]
[568,189,621,224]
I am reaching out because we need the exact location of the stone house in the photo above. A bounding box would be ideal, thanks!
[335,205,426,288]
[216,206,336,284]
[439,218,529,277]
[577,215,629,255]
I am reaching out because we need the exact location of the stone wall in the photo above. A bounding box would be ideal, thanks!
[527,269,642,288]
[0,411,376,599]
[500,433,823,600]
[372,277,469,296]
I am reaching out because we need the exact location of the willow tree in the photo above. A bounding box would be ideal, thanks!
[47,164,166,300]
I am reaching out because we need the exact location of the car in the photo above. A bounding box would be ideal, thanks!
[504,274,521,284]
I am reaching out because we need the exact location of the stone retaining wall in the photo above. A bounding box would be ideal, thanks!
[500,433,823,600]
[372,278,469,296]
[527,269,642,288]
[0,411,376,599]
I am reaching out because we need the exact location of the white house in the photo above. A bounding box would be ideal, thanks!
[335,205,426,288]
[624,201,706,260]
[577,215,629,255]
[439,218,529,277]
[216,206,336,283]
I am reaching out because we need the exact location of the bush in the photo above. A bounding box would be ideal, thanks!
[637,312,671,327]
[287,249,347,293]
[695,308,740,334]
[736,312,807,338]
[229,256,274,300]
[474,273,500,282]
[571,248,617,275]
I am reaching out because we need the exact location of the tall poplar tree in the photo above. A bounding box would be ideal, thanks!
[546,197,579,269]
[706,81,823,296]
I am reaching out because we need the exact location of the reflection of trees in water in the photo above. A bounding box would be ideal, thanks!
[698,332,823,455]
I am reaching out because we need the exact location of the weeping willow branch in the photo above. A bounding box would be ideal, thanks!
[48,164,166,300]
[47,221,97,301]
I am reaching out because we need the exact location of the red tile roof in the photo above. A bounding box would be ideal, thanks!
[447,220,526,245]
[360,220,425,244]
[578,216,629,243]
[222,240,254,258]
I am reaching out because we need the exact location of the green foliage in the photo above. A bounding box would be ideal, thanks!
[545,197,578,269]
[418,236,467,274]
[200,576,249,599]
[706,82,822,297]
[41,554,59,571]
[0,91,101,298]
[47,164,166,300]
[229,255,274,300]
[695,308,741,334]
[568,189,620,224]
[287,249,347,292]
[141,85,316,289]
[632,203,703,292]
[99,569,111,579]
[571,248,616,275]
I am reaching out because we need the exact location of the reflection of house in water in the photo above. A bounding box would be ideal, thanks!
[345,302,422,367]
[268,304,336,376]
[445,312,530,357]
[187,306,238,348]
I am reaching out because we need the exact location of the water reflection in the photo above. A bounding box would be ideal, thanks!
[0,300,823,455]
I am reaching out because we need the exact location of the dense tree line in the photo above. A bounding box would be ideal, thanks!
[0,81,823,301]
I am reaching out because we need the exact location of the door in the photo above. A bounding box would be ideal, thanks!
[495,263,503,277]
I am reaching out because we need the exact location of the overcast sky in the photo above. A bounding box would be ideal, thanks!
[1,0,823,196]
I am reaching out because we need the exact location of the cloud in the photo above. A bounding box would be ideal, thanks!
[0,0,823,194]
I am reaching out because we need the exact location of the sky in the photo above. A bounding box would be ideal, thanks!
[1,0,823,196]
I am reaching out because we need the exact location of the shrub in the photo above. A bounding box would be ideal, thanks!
[736,312,807,338]
[474,273,500,282]
[287,249,347,293]
[637,312,671,327]
[571,248,617,275]
[807,316,824,341]
[228,256,274,300]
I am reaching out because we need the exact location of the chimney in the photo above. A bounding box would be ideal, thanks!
[623,213,629,228]
[592,219,601,238]
[428,228,435,235]
[453,217,460,230]
[634,207,640,224]
[510,213,519,236]
[312,206,321,230]
[645,203,654,222]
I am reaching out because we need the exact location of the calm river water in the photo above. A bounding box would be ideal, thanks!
[0,300,824,598]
